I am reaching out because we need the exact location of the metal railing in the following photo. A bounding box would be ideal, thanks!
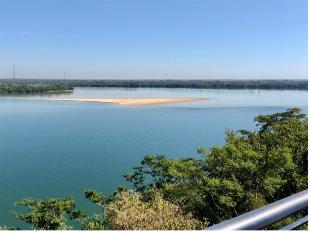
[207,190,308,230]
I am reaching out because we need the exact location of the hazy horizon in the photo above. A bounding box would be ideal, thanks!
[0,0,307,79]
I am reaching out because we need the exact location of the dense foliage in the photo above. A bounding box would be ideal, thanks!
[124,108,308,225]
[104,191,207,230]
[11,197,85,230]
[0,79,307,90]
[1,108,307,230]
[0,83,73,94]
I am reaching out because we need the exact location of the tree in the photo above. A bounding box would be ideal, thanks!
[0,83,73,95]
[11,197,85,230]
[125,108,308,225]
[124,155,208,218]
[81,189,115,230]
[0,225,16,230]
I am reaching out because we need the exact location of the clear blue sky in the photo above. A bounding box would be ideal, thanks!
[0,0,307,79]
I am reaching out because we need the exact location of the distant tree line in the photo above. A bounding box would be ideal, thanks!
[0,83,73,95]
[0,79,307,90]
[0,109,307,230]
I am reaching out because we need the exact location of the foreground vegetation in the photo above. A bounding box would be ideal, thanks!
[0,79,307,90]
[0,83,73,95]
[1,108,307,230]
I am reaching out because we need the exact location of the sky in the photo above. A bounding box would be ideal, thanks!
[0,0,307,79]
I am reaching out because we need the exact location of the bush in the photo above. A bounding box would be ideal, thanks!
[104,191,208,230]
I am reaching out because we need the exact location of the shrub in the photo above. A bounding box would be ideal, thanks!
[104,191,208,230]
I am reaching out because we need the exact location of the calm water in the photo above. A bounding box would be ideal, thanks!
[0,88,307,228]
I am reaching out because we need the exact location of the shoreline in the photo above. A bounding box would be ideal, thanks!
[48,98,208,106]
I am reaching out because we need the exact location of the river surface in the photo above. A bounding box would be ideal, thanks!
[0,88,307,228]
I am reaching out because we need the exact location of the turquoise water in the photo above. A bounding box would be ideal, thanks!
[0,88,307,228]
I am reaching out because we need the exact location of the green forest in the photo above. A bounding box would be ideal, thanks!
[0,79,307,90]
[0,83,73,95]
[0,108,307,230]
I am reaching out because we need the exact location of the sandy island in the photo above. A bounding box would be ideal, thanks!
[48,98,208,106]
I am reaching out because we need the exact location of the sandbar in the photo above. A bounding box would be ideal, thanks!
[48,98,207,106]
